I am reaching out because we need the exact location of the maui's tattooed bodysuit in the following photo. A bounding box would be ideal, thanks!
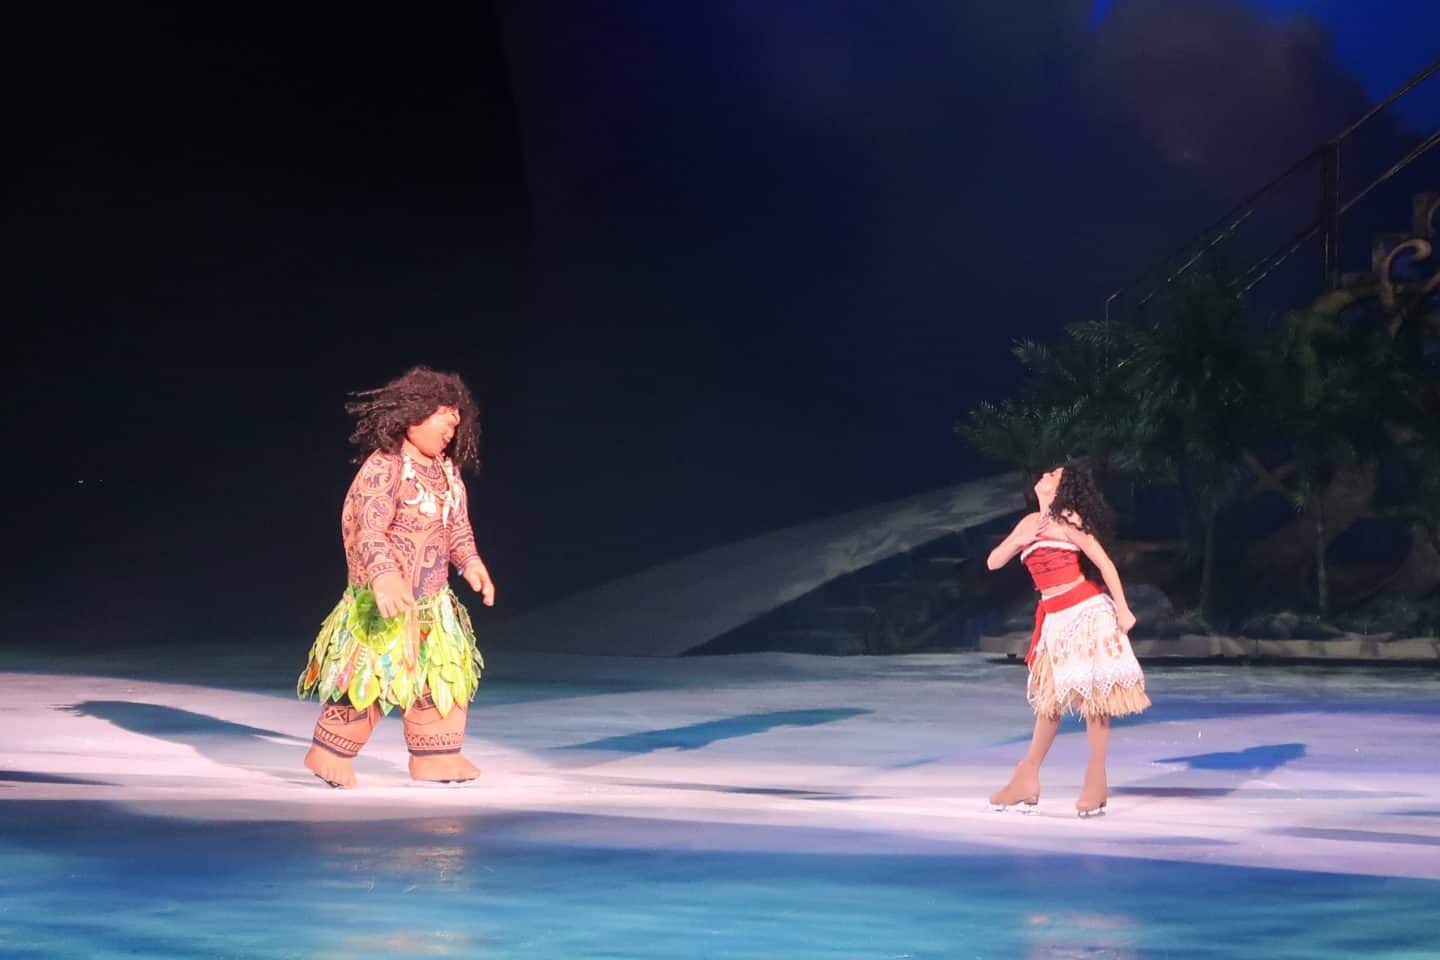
[342,451,480,598]
[300,368,488,789]
[298,449,485,788]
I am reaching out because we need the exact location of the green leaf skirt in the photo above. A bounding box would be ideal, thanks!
[296,584,484,718]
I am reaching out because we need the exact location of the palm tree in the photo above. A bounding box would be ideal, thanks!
[1117,277,1260,620]
[955,396,1082,502]
[956,316,1140,511]
[1009,329,1138,485]
[1371,326,1440,600]
[1263,309,1389,615]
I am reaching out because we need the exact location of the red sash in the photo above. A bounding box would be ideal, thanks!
[1025,580,1103,666]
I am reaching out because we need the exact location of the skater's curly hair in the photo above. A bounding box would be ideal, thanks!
[346,366,482,472]
[1049,458,1114,541]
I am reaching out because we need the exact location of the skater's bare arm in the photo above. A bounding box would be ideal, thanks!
[987,513,1043,570]
[1067,525,1136,633]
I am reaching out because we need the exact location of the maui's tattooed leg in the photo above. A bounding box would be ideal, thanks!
[304,699,382,788]
[403,691,480,783]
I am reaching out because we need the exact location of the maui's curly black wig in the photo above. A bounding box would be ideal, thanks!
[346,366,482,472]
[1049,458,1114,541]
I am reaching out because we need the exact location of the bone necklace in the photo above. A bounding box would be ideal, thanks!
[401,452,458,527]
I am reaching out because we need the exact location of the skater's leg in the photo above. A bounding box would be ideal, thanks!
[989,713,1060,809]
[1077,713,1110,816]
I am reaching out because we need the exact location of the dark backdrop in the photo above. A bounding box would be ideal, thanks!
[5,1,1437,647]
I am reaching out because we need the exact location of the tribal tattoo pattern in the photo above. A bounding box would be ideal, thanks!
[341,451,480,600]
[404,731,465,756]
[403,693,465,756]
[312,701,377,758]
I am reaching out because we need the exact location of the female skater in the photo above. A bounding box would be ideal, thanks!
[985,461,1149,817]
[297,366,496,788]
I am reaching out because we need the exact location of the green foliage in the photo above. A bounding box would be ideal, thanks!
[957,272,1262,618]
[956,229,1440,624]
[1382,346,1440,554]
[1123,279,1259,505]
[955,398,1080,485]
[954,321,1136,486]
[1013,328,1139,468]
[1259,312,1365,613]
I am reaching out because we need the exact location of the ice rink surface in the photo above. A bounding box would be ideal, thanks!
[2,648,1438,958]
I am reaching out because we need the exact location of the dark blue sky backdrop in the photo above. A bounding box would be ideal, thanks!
[6,1,1438,645]
[1093,0,1440,129]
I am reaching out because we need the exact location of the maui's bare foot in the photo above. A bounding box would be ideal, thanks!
[403,694,478,783]
[1076,768,1108,817]
[409,753,481,783]
[304,701,380,788]
[304,745,357,788]
[988,764,1041,811]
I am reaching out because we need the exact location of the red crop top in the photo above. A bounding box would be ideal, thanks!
[1020,540,1082,590]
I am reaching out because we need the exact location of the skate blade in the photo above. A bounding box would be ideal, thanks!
[989,799,1039,814]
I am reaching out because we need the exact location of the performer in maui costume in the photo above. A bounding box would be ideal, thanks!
[985,460,1149,817]
[298,366,496,788]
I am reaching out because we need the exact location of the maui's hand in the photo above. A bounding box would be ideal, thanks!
[463,560,496,607]
[372,572,416,619]
[1116,606,1137,634]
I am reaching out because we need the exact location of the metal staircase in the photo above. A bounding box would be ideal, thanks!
[1104,56,1440,323]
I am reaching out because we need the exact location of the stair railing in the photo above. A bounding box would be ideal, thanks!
[1104,55,1440,323]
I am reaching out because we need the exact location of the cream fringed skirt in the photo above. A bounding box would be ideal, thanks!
[1027,593,1150,719]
